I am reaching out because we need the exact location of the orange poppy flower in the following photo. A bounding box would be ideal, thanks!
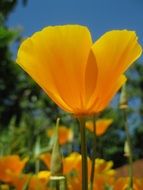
[76,158,114,190]
[67,157,116,190]
[68,176,82,190]
[40,152,115,188]
[114,177,143,190]
[40,152,91,176]
[10,174,29,190]
[0,155,28,183]
[29,171,50,190]
[95,158,115,177]
[16,25,142,116]
[40,153,51,170]
[86,119,113,136]
[47,125,73,145]
[63,152,92,181]
[11,171,50,190]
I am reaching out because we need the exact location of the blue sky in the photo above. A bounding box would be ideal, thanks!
[8,0,143,44]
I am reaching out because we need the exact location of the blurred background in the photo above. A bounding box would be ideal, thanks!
[0,0,143,170]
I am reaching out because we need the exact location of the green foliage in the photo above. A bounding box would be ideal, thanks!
[0,27,19,47]
[0,0,17,20]
[0,0,28,20]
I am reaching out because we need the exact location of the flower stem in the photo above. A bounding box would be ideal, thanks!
[78,117,88,190]
[50,176,67,190]
[35,159,40,174]
[123,110,133,189]
[90,115,96,190]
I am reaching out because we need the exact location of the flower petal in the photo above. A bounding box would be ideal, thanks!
[63,152,81,174]
[92,30,142,81]
[84,51,98,107]
[89,75,127,113]
[95,119,113,136]
[17,25,92,113]
[88,30,142,113]
[86,119,113,136]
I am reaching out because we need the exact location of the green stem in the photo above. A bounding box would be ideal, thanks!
[90,115,96,190]
[50,176,67,190]
[78,117,88,190]
[123,110,133,189]
[49,118,67,190]
[56,181,60,190]
[35,159,40,174]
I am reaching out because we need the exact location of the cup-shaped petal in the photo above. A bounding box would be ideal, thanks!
[88,30,142,112]
[17,25,93,114]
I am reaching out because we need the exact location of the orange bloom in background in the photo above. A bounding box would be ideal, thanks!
[95,158,115,177]
[114,177,143,190]
[40,152,89,190]
[47,125,73,145]
[68,176,82,190]
[29,171,50,190]
[40,152,115,178]
[40,152,116,190]
[63,152,91,179]
[0,155,28,183]
[11,171,50,190]
[16,25,142,116]
[40,152,82,174]
[40,153,51,170]
[66,154,116,190]
[40,152,91,176]
[86,119,113,136]
[93,158,115,189]
[11,174,30,190]
[63,152,83,174]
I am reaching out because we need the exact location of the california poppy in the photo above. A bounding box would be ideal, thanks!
[40,152,116,190]
[47,125,73,145]
[17,25,142,115]
[0,155,28,183]
[11,171,50,190]
[114,177,143,190]
[86,119,113,136]
[40,152,91,176]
